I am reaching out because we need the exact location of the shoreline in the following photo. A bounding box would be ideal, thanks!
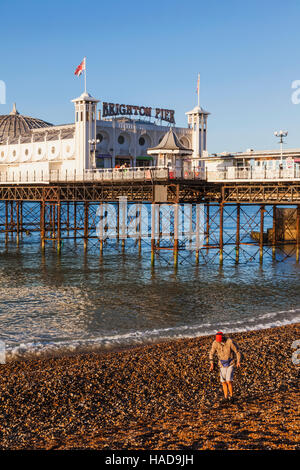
[0,323,299,450]
[4,318,300,364]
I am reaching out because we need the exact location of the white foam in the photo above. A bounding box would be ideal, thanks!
[4,308,300,362]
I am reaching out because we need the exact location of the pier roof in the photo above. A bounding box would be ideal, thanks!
[186,105,210,116]
[147,128,192,154]
[0,103,53,141]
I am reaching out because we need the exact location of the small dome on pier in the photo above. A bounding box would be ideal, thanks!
[0,103,53,141]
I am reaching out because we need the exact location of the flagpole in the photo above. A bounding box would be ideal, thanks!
[197,73,200,108]
[84,57,87,93]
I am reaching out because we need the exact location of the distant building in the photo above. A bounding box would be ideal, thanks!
[202,147,300,180]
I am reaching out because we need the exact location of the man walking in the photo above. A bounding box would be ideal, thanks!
[209,331,241,403]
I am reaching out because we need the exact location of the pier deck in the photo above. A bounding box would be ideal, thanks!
[0,179,300,205]
[1,174,300,266]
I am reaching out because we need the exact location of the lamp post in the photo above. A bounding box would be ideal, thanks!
[88,138,100,169]
[274,130,288,163]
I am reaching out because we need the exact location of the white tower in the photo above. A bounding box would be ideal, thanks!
[185,75,210,169]
[72,92,99,173]
[185,105,210,169]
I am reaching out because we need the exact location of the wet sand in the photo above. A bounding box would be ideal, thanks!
[0,323,299,450]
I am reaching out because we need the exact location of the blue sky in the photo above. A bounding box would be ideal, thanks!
[1,0,300,153]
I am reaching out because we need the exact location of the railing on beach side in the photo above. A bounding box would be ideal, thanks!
[0,167,206,184]
[207,166,300,182]
[1,165,300,184]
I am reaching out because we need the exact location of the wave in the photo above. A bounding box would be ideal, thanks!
[3,308,300,363]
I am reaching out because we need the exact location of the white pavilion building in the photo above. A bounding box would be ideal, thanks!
[0,91,209,183]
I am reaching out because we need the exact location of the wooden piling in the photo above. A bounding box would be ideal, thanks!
[98,203,103,256]
[236,203,240,263]
[219,204,224,264]
[40,201,45,251]
[74,201,77,240]
[20,201,23,239]
[116,202,120,244]
[173,203,179,268]
[57,201,61,254]
[120,197,126,253]
[205,203,210,253]
[195,204,200,264]
[66,201,70,235]
[260,205,265,263]
[84,201,89,251]
[151,203,156,266]
[16,201,20,246]
[156,206,161,248]
[10,201,13,240]
[136,206,142,255]
[272,205,277,259]
[4,201,8,245]
[296,205,300,263]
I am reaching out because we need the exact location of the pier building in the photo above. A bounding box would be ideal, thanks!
[1,84,300,267]
[0,93,209,183]
[203,148,300,182]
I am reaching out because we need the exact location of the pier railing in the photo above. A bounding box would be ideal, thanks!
[1,165,300,184]
[207,166,300,182]
[0,167,206,184]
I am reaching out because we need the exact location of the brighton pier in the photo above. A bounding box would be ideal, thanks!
[1,88,300,267]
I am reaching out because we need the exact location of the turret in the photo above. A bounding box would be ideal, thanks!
[185,105,210,169]
[72,92,99,173]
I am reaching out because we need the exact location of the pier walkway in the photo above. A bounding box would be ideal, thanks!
[1,165,300,266]
[1,166,300,185]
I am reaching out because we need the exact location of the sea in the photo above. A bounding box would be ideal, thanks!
[0,203,299,362]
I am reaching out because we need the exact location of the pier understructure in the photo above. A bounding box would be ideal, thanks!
[1,176,300,267]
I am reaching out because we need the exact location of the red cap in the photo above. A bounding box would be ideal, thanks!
[216,332,223,342]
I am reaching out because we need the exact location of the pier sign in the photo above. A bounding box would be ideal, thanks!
[102,102,175,124]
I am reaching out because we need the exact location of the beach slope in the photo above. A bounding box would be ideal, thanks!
[0,323,299,450]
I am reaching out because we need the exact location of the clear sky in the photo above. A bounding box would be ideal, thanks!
[1,0,300,153]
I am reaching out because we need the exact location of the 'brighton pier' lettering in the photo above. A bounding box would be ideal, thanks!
[102,102,175,124]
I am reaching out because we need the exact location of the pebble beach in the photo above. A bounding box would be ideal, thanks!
[0,323,299,450]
